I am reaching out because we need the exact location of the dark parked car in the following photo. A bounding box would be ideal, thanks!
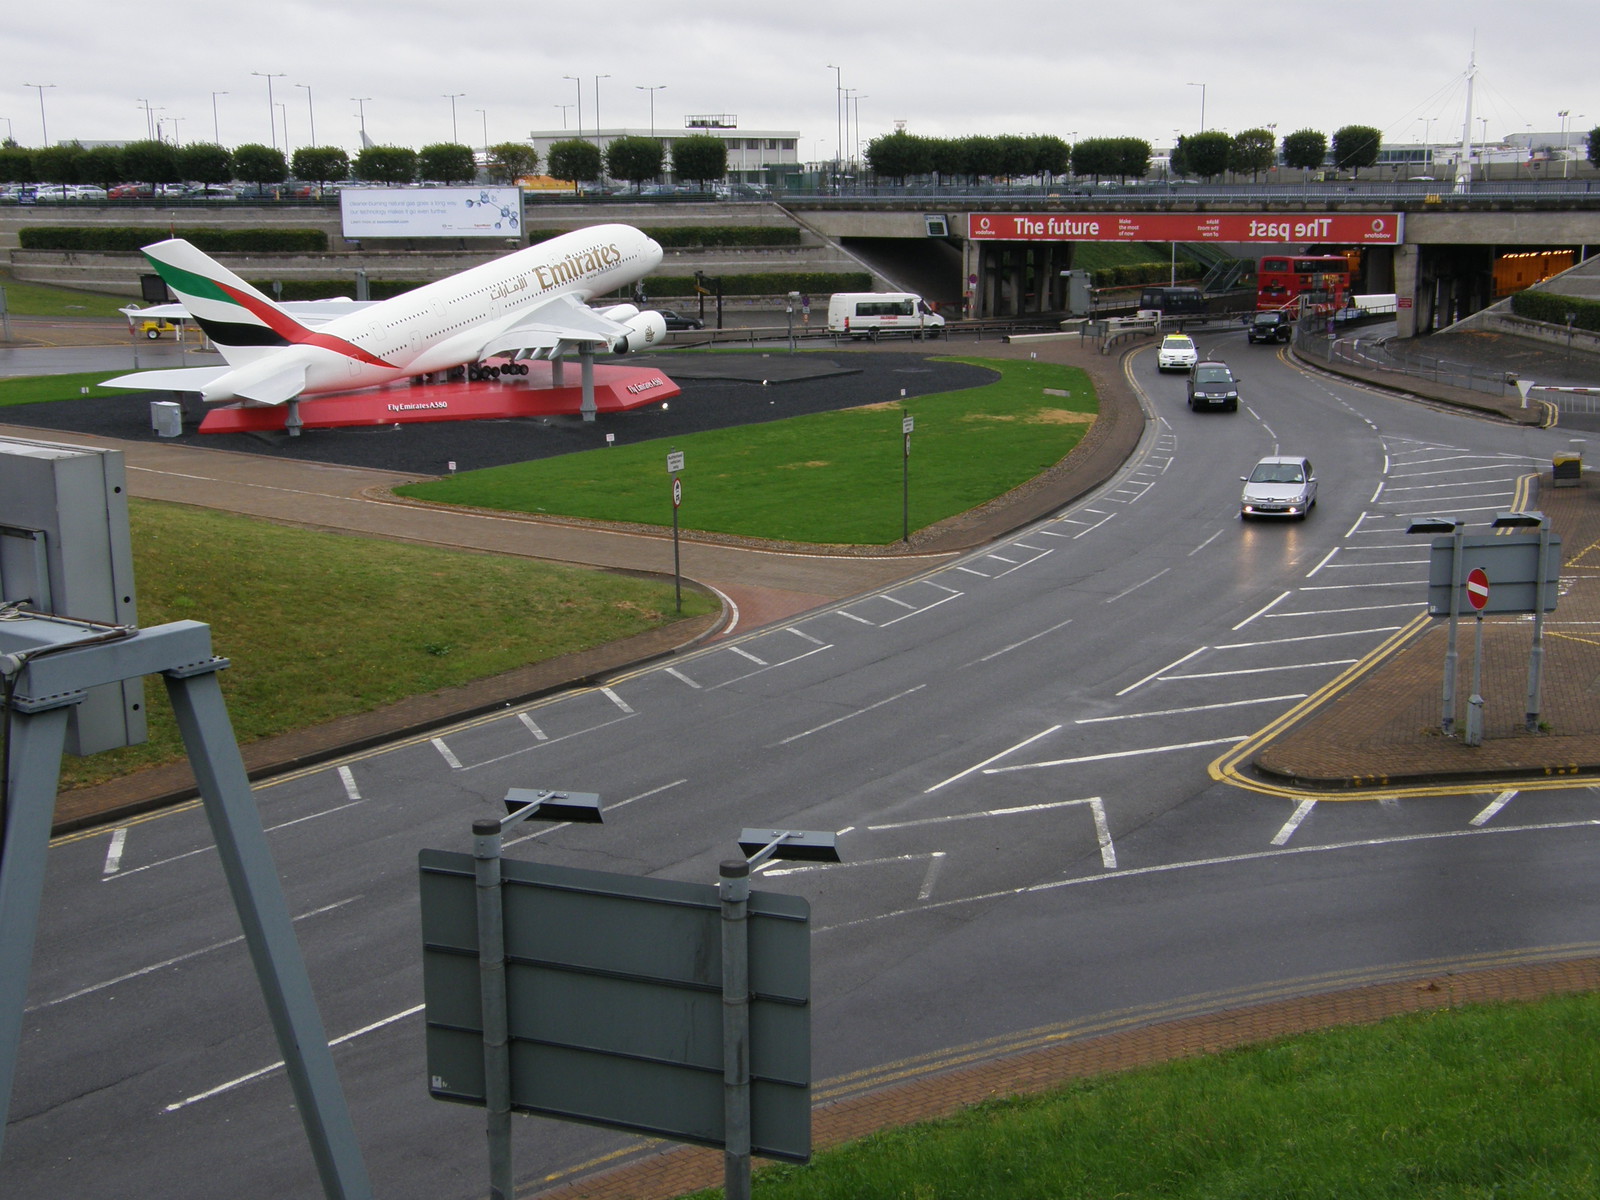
[651,308,704,331]
[1247,310,1293,344]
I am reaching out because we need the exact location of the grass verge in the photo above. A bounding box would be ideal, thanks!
[394,357,1097,545]
[704,994,1600,1199]
[0,371,126,406]
[0,272,135,318]
[56,500,715,791]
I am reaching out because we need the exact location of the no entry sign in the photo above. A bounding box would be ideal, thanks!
[1465,567,1490,611]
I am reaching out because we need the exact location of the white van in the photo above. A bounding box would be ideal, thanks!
[827,292,945,339]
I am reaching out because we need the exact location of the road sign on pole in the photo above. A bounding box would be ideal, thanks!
[1465,567,1489,611]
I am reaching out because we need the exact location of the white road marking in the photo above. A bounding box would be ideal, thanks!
[1471,790,1519,827]
[1268,602,1421,618]
[787,627,828,647]
[1306,548,1340,578]
[819,818,1600,934]
[1233,591,1291,630]
[102,828,127,877]
[165,1002,425,1112]
[103,802,364,880]
[1073,512,1116,538]
[1075,694,1306,723]
[775,685,926,746]
[1118,648,1206,696]
[1214,626,1403,649]
[1272,799,1317,845]
[1088,797,1117,869]
[431,738,463,769]
[1189,529,1225,556]
[601,687,636,714]
[872,796,1105,831]
[518,712,549,740]
[918,852,947,900]
[32,899,356,1011]
[1167,661,1356,681]
[924,725,1063,794]
[666,667,702,688]
[337,766,361,801]
[986,737,1246,774]
[968,617,1074,666]
[504,779,689,847]
[1106,568,1171,604]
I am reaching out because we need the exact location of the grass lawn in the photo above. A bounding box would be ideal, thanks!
[0,272,136,319]
[56,500,715,790]
[395,357,1097,545]
[705,994,1600,1199]
[0,370,127,406]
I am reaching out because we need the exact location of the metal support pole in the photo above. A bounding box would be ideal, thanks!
[472,818,514,1200]
[720,858,752,1200]
[164,667,373,1199]
[1443,524,1464,734]
[1526,521,1550,730]
[579,347,596,422]
[0,704,71,1165]
[1466,612,1486,747]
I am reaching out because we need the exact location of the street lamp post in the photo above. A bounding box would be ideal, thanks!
[350,97,371,146]
[475,108,487,160]
[22,83,55,147]
[443,93,465,143]
[251,72,285,154]
[851,92,867,171]
[1559,109,1571,178]
[635,84,664,138]
[593,74,610,148]
[1187,81,1206,132]
[554,103,572,130]
[827,64,842,188]
[296,84,316,147]
[211,91,228,144]
[562,76,582,139]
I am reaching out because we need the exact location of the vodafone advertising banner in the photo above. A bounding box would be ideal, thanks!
[966,212,1403,245]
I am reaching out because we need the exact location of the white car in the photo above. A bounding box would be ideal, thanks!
[1156,333,1198,372]
[1240,455,1317,520]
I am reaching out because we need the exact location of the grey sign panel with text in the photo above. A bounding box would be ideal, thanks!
[419,850,812,1161]
[1427,533,1562,617]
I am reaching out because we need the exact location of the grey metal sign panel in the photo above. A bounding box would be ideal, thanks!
[1426,534,1561,616]
[419,850,812,1162]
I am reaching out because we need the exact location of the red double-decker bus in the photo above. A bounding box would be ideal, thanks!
[1256,254,1352,314]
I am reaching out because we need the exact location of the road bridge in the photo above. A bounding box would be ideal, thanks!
[787,190,1600,336]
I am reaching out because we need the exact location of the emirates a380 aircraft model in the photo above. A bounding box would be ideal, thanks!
[103,223,667,406]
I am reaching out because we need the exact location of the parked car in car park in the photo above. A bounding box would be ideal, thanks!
[1156,333,1198,372]
[1187,360,1240,411]
[1240,455,1317,520]
[1247,311,1293,344]
[650,308,704,331]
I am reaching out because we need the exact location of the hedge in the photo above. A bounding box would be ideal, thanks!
[1510,289,1600,334]
[1092,260,1203,287]
[640,272,872,298]
[528,225,802,249]
[18,227,328,253]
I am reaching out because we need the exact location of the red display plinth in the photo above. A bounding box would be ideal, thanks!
[197,360,680,434]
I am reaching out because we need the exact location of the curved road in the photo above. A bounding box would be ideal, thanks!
[5,332,1595,1199]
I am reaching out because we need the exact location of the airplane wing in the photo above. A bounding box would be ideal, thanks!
[100,366,232,393]
[473,292,633,361]
[121,298,375,330]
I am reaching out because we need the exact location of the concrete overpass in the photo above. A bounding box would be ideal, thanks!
[787,193,1600,337]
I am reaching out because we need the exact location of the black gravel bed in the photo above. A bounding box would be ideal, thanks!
[4,352,996,476]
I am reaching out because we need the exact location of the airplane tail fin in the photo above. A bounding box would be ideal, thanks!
[141,239,311,362]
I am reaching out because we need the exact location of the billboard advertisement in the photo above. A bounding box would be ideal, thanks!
[340,187,524,239]
[965,212,1403,245]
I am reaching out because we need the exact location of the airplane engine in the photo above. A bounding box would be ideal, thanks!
[610,309,668,354]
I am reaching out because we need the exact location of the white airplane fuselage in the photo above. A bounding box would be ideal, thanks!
[208,224,663,403]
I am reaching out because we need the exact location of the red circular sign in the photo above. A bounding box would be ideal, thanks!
[1465,567,1490,611]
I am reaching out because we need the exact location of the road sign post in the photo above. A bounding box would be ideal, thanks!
[901,414,914,543]
[667,450,685,612]
[1465,567,1489,746]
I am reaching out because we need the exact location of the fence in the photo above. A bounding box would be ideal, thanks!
[1295,329,1518,398]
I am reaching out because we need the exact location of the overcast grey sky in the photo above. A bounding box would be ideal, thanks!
[8,0,1592,159]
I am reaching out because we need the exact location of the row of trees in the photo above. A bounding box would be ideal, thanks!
[0,132,735,193]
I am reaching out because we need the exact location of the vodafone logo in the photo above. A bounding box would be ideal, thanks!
[1372,218,1388,233]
